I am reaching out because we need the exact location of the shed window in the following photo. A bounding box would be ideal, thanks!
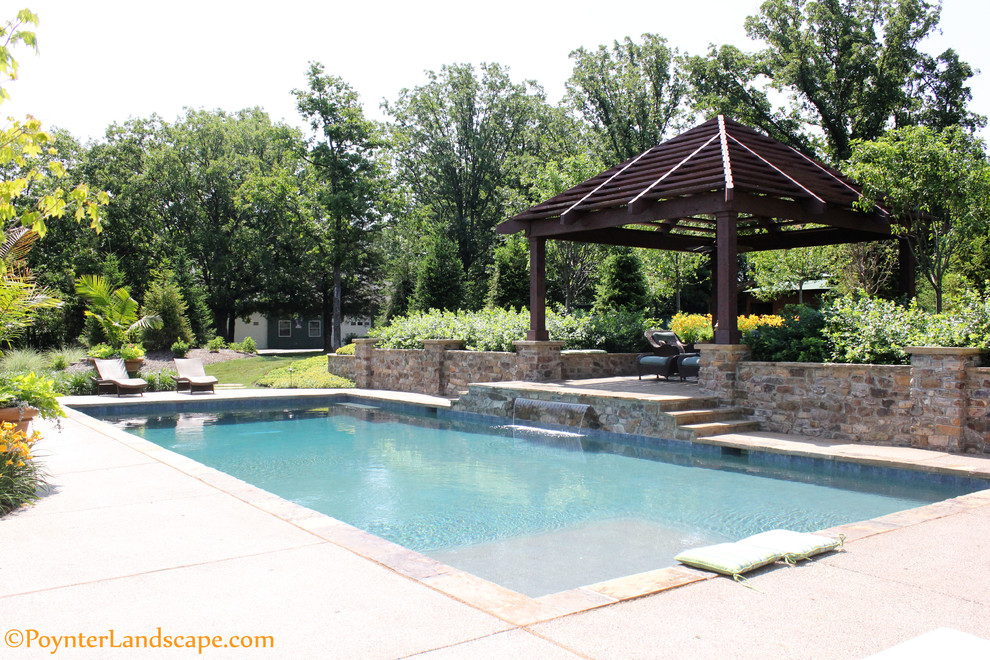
[309,320,321,338]
[278,320,291,337]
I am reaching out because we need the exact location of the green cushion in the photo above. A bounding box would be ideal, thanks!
[674,542,781,576]
[639,356,673,365]
[741,529,842,562]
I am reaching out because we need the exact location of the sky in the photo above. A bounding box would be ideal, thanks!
[5,0,990,144]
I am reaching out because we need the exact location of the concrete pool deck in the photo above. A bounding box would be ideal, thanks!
[3,388,990,658]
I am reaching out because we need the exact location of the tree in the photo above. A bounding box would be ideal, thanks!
[294,63,383,350]
[1,9,107,236]
[566,34,688,164]
[0,227,58,350]
[593,249,649,312]
[487,234,528,309]
[639,249,707,313]
[385,63,544,291]
[689,0,983,161]
[747,246,843,305]
[844,126,990,312]
[140,276,194,350]
[412,232,465,312]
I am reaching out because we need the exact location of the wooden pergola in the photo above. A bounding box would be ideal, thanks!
[497,116,910,344]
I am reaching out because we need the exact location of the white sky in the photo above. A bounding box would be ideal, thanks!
[5,0,990,144]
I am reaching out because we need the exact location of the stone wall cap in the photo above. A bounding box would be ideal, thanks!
[352,337,380,344]
[694,343,751,352]
[512,340,565,348]
[904,346,984,356]
[422,339,465,347]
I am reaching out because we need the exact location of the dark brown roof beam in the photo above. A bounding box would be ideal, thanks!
[730,191,891,234]
[745,228,893,251]
[557,227,711,253]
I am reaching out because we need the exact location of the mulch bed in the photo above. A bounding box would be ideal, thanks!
[66,348,251,374]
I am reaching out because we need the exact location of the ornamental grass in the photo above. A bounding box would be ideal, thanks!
[0,422,47,516]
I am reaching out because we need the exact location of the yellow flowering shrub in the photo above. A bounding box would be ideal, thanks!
[0,421,45,516]
[668,312,783,343]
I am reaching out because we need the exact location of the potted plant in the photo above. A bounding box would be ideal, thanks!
[0,372,64,432]
[120,342,146,376]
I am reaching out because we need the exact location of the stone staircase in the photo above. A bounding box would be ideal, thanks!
[666,406,761,441]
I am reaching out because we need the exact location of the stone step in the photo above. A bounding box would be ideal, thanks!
[666,407,746,425]
[677,419,761,439]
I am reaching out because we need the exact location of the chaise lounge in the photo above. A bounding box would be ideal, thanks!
[93,358,149,396]
[637,330,700,381]
[174,358,219,394]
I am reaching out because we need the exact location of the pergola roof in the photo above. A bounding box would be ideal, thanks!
[498,115,893,252]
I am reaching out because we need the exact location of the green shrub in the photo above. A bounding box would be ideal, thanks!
[143,370,176,392]
[206,336,226,353]
[335,343,356,355]
[579,310,650,353]
[0,348,48,374]
[45,346,87,371]
[60,370,96,396]
[256,356,354,389]
[141,279,194,350]
[171,338,190,358]
[594,249,649,313]
[87,343,116,359]
[228,336,258,354]
[745,306,828,362]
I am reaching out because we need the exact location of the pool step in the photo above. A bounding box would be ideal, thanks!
[677,419,761,440]
[666,407,746,425]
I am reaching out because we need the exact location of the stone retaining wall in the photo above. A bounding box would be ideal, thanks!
[334,340,639,396]
[704,344,988,453]
[735,362,913,446]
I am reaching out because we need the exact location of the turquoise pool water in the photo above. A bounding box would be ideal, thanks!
[104,403,985,596]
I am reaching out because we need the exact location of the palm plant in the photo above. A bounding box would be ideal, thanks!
[0,227,60,351]
[74,274,162,347]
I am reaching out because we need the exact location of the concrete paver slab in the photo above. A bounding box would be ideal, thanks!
[2,544,511,659]
[410,629,583,659]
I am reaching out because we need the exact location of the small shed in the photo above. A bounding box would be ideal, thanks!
[497,116,909,343]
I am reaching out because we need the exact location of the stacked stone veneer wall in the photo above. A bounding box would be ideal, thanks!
[336,339,638,396]
[702,343,989,453]
[736,362,913,445]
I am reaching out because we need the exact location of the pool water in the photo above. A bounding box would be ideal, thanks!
[105,404,985,597]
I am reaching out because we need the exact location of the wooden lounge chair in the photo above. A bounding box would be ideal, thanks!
[174,358,219,394]
[637,330,699,381]
[93,358,148,396]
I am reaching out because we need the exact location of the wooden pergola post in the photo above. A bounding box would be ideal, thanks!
[527,236,549,341]
[714,211,740,344]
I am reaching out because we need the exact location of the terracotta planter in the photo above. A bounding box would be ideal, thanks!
[124,357,144,376]
[0,405,39,434]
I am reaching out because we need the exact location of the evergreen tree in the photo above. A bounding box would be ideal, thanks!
[170,249,214,344]
[487,235,529,309]
[140,276,194,350]
[593,249,649,312]
[412,233,465,312]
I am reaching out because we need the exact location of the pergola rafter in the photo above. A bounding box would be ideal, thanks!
[497,115,908,344]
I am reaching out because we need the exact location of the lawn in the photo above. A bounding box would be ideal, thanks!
[203,355,314,388]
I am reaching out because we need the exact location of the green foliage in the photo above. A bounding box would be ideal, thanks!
[745,306,828,363]
[335,343,355,355]
[844,126,990,312]
[0,348,47,374]
[206,336,226,352]
[87,343,115,359]
[141,370,176,393]
[487,235,529,310]
[141,278,194,350]
[59,370,95,396]
[412,232,465,312]
[1,10,109,238]
[566,34,687,163]
[747,246,842,304]
[594,249,649,313]
[0,372,64,420]
[118,342,144,360]
[228,336,257,354]
[370,307,651,353]
[74,275,162,347]
[0,228,61,349]
[256,355,354,389]
[45,346,85,371]
[171,339,190,358]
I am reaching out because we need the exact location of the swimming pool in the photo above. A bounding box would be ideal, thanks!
[102,401,989,597]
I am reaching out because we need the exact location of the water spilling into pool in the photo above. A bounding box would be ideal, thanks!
[103,404,985,596]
